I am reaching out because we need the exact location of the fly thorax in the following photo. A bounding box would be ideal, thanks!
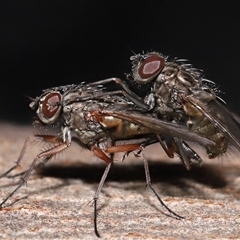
[74,128,104,145]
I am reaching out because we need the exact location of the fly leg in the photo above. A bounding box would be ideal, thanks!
[88,78,150,111]
[89,142,142,237]
[94,141,183,236]
[141,146,184,219]
[0,134,66,179]
[88,78,141,101]
[0,156,52,207]
[85,142,113,238]
[93,162,112,238]
[6,155,53,179]
[156,135,203,170]
[0,136,32,178]
[62,77,149,111]
[156,135,175,159]
[181,141,203,165]
[174,138,203,170]
[0,130,71,208]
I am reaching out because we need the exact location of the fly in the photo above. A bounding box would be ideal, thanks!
[0,82,213,237]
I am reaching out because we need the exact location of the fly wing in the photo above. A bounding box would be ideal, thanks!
[188,96,240,151]
[100,110,214,146]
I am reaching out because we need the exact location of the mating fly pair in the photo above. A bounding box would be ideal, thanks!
[1,51,240,237]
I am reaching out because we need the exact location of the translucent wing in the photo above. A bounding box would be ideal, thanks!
[100,110,214,146]
[187,96,240,150]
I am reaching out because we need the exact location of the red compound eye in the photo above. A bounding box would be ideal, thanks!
[138,54,165,79]
[42,92,62,118]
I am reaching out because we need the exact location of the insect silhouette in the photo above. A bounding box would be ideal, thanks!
[0,80,213,237]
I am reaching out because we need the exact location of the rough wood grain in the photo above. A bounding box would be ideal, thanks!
[0,123,240,239]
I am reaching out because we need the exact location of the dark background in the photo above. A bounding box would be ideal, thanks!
[0,1,240,123]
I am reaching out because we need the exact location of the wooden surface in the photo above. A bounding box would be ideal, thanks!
[0,122,240,239]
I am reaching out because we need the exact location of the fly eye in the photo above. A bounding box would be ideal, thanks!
[135,54,165,83]
[36,92,62,124]
[42,92,61,118]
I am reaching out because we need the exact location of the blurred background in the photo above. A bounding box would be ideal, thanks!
[0,1,240,123]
